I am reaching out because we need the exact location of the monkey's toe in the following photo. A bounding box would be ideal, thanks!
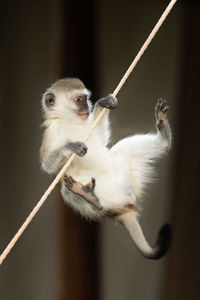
[64,175,76,190]
[85,177,96,191]
[155,98,169,121]
[156,98,169,112]
[68,176,76,183]
[91,177,96,188]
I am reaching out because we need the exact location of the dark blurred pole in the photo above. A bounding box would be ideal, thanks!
[165,1,200,299]
[58,1,99,300]
[61,0,98,100]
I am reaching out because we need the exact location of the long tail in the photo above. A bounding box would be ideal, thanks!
[118,212,172,259]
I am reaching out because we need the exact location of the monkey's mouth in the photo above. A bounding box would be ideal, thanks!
[78,111,89,120]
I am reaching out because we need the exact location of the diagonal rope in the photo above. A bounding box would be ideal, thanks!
[0,0,178,265]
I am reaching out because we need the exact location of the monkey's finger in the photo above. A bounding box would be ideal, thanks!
[162,105,169,113]
[106,95,118,109]
[64,175,73,188]
[80,149,87,155]
[79,151,87,157]
[157,98,165,105]
[108,96,118,109]
[64,175,69,183]
[69,176,76,184]
[77,145,88,156]
[81,145,88,152]
[64,180,73,190]
[91,177,96,188]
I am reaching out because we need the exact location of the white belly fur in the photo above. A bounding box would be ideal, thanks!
[63,143,135,219]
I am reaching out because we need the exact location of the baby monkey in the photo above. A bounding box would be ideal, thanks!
[40,78,172,260]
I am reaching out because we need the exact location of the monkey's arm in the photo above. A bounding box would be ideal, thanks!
[92,94,118,145]
[41,141,87,174]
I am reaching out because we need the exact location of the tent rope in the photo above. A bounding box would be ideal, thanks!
[0,0,177,265]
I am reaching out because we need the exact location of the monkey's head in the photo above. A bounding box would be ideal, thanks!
[42,78,92,120]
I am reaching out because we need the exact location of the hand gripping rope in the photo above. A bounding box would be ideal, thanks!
[0,0,177,265]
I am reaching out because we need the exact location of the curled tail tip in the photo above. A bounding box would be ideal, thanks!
[159,223,172,240]
[152,223,172,260]
[119,213,172,260]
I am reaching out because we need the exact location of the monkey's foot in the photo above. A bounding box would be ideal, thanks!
[64,175,103,210]
[155,98,170,141]
[155,98,169,123]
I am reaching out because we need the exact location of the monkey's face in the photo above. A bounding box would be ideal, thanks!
[42,88,91,121]
[71,92,90,120]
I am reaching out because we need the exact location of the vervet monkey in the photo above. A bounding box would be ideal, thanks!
[40,78,172,260]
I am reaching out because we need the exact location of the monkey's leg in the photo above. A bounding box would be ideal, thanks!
[116,208,172,260]
[111,98,171,160]
[64,175,103,210]
[155,98,171,149]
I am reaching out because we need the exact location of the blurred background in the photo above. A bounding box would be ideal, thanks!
[0,0,199,299]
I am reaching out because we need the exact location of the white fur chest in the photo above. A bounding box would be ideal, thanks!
[48,120,90,152]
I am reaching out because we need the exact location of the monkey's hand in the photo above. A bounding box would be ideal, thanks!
[65,141,88,157]
[97,94,118,110]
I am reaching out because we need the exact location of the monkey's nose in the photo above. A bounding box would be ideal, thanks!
[84,103,89,109]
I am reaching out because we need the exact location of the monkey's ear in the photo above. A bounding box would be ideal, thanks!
[45,92,55,107]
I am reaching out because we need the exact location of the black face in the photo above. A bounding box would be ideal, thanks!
[45,92,55,107]
[72,94,89,119]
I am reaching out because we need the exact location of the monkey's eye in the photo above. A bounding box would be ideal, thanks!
[45,93,55,107]
[73,95,87,104]
[76,97,82,103]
